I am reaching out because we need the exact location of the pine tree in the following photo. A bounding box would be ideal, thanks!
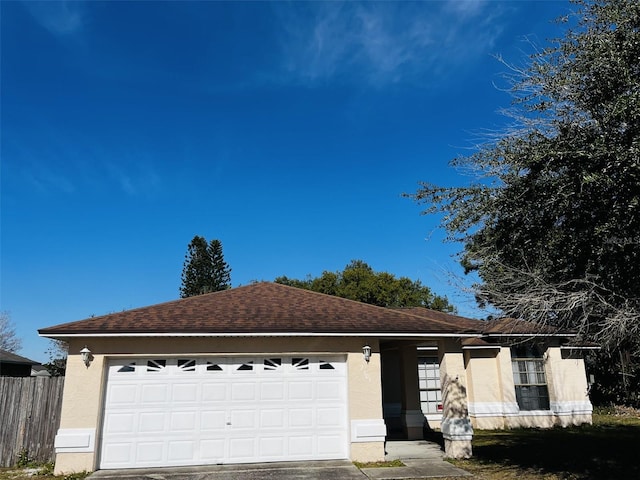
[180,236,231,298]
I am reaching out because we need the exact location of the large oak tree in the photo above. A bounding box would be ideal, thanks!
[276,260,455,312]
[408,0,639,404]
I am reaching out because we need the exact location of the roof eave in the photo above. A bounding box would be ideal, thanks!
[482,333,576,337]
[560,345,601,350]
[39,331,481,339]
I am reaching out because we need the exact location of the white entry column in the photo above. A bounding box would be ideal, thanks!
[438,340,473,458]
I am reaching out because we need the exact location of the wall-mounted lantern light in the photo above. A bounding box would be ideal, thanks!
[80,346,92,367]
[362,345,372,363]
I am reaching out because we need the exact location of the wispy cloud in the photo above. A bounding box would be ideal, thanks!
[6,124,162,198]
[105,160,162,197]
[23,0,85,36]
[22,162,76,195]
[273,0,506,87]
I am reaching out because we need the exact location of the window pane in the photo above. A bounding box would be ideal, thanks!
[147,360,166,372]
[512,356,550,410]
[118,363,135,373]
[178,359,196,372]
[206,362,223,371]
[319,361,335,370]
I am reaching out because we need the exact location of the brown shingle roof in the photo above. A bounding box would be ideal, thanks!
[398,307,486,332]
[482,317,570,335]
[38,282,480,337]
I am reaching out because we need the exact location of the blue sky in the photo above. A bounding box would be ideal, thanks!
[1,0,572,362]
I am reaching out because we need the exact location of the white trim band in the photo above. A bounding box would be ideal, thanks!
[350,419,387,443]
[551,400,593,416]
[469,401,593,418]
[54,428,95,453]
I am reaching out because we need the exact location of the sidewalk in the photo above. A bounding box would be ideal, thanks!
[360,441,471,479]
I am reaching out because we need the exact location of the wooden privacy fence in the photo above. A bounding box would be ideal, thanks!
[0,376,64,467]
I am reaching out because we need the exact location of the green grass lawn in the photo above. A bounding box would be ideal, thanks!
[0,464,87,480]
[449,413,640,480]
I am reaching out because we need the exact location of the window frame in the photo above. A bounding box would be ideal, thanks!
[511,347,550,411]
[417,356,443,415]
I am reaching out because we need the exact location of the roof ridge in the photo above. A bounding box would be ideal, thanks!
[39,282,485,336]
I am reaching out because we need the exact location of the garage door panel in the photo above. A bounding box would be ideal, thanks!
[289,436,313,455]
[141,384,168,403]
[101,356,347,469]
[259,436,284,457]
[318,434,347,455]
[202,383,227,401]
[172,383,198,402]
[200,439,225,460]
[201,410,226,430]
[167,441,195,461]
[136,441,165,463]
[289,381,313,400]
[228,437,256,459]
[104,413,137,434]
[102,443,132,466]
[231,382,256,400]
[170,411,197,432]
[260,382,285,400]
[289,408,313,427]
[260,409,285,428]
[317,380,344,400]
[107,384,137,405]
[230,410,256,428]
[139,412,166,433]
[317,407,344,427]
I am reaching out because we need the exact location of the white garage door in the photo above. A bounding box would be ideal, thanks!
[99,356,348,469]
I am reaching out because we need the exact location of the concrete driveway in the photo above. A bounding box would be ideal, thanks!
[87,460,366,480]
[86,441,470,479]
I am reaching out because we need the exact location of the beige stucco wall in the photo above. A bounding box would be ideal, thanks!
[545,347,590,402]
[350,442,385,463]
[347,346,383,420]
[464,348,505,430]
[544,347,593,427]
[462,344,593,430]
[54,336,385,474]
[465,350,501,404]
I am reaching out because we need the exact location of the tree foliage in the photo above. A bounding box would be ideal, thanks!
[275,260,455,312]
[180,236,231,298]
[407,0,639,404]
[0,311,21,353]
[43,339,68,376]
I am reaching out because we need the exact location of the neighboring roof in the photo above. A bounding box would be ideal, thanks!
[0,349,40,366]
[39,282,481,338]
[30,365,52,376]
